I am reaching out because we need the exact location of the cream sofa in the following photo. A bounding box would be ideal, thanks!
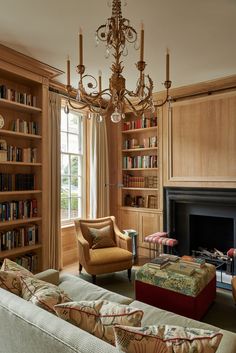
[0,269,236,353]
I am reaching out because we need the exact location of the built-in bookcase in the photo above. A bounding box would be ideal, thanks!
[0,44,62,272]
[118,108,164,257]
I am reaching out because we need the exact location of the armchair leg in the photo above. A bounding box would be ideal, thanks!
[92,275,96,284]
[79,264,82,273]
[127,268,132,282]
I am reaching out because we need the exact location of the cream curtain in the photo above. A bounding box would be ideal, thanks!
[48,91,61,269]
[90,118,110,218]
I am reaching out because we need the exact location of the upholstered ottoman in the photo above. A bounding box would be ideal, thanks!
[135,262,216,320]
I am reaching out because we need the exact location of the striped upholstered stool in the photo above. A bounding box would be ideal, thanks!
[144,232,168,258]
[156,237,178,254]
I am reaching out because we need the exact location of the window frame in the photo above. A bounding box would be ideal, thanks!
[60,101,87,226]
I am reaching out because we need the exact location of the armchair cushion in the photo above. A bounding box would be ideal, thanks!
[88,225,116,249]
[79,219,115,248]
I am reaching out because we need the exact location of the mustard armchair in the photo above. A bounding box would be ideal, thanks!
[74,216,133,283]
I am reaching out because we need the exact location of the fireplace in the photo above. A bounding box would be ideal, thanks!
[164,188,236,274]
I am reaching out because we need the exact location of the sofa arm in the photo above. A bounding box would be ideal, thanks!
[35,269,60,285]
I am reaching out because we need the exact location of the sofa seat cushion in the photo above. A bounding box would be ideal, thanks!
[114,325,223,353]
[89,247,132,265]
[59,274,133,305]
[21,276,71,313]
[54,300,143,345]
[0,270,21,295]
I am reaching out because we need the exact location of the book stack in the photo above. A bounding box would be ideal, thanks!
[148,256,170,270]
[179,255,206,269]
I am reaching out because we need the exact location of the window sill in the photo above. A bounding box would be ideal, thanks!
[61,223,75,230]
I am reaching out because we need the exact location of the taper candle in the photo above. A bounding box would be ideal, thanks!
[140,22,144,62]
[166,49,170,82]
[67,56,70,86]
[98,70,102,92]
[79,27,83,66]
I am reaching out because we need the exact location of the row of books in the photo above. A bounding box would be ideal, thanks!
[0,173,35,191]
[123,155,158,169]
[11,119,39,135]
[14,253,38,273]
[123,174,158,188]
[123,136,157,149]
[0,85,37,107]
[0,199,38,222]
[0,224,38,251]
[6,146,37,163]
[123,116,157,130]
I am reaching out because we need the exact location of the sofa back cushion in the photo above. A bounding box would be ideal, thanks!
[54,300,143,345]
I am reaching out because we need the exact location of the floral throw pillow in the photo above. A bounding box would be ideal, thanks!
[114,325,223,353]
[88,226,116,249]
[0,270,22,296]
[54,300,143,345]
[20,276,71,313]
[1,258,33,277]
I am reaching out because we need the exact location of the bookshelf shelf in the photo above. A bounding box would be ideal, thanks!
[0,161,42,166]
[122,168,158,171]
[122,187,158,191]
[122,147,158,152]
[0,98,42,113]
[0,190,42,196]
[0,217,42,228]
[122,126,157,134]
[0,244,42,259]
[120,206,159,213]
[0,129,42,139]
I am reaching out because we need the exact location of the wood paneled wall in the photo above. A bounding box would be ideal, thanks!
[61,226,78,267]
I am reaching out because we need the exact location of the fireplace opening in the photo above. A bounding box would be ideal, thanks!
[189,215,234,254]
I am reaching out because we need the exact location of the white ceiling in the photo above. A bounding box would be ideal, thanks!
[0,0,236,92]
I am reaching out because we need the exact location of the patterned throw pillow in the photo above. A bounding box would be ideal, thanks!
[54,300,143,345]
[1,258,33,277]
[114,325,223,353]
[88,226,116,249]
[0,270,22,296]
[20,276,71,313]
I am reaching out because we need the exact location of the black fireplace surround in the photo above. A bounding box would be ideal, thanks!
[164,188,236,273]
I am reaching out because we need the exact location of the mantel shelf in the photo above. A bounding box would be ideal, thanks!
[0,98,42,113]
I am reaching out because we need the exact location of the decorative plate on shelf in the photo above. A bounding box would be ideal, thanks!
[0,114,4,129]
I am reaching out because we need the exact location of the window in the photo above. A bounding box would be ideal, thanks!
[60,107,85,225]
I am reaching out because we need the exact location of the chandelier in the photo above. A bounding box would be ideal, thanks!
[65,0,171,123]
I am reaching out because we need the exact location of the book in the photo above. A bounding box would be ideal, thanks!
[159,253,179,262]
[148,256,170,269]
[167,263,195,276]
[180,256,206,268]
[148,262,169,270]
